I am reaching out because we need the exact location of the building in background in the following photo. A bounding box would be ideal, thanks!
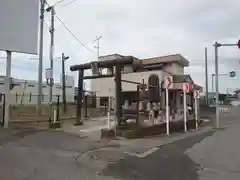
[0,75,75,105]
[91,54,202,108]
[235,89,240,100]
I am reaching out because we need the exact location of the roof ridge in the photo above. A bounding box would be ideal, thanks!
[141,54,181,60]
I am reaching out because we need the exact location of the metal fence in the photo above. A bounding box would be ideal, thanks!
[6,93,75,105]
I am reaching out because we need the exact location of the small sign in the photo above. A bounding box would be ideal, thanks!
[164,76,173,89]
[238,40,240,49]
[229,71,236,78]
[194,90,200,99]
[45,68,53,79]
[183,83,189,93]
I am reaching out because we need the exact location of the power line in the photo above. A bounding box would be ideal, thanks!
[63,0,77,7]
[52,0,67,6]
[45,0,96,55]
[55,15,96,54]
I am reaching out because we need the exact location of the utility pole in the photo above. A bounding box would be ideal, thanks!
[214,42,220,128]
[205,47,209,105]
[46,6,55,105]
[211,74,214,93]
[93,36,102,60]
[212,40,240,128]
[37,0,45,115]
[61,53,70,113]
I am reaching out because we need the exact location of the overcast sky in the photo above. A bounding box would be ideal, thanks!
[0,0,240,93]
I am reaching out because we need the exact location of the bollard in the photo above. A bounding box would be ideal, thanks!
[50,95,61,129]
[107,110,111,129]
[56,95,60,122]
[53,107,57,124]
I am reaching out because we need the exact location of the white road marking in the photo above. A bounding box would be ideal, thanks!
[124,147,159,158]
[201,118,210,122]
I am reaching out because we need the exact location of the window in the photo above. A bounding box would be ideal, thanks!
[66,86,72,88]
[42,85,46,88]
[28,84,34,87]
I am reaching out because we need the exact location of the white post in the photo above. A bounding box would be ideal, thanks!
[166,88,169,135]
[183,89,187,132]
[4,51,12,128]
[53,107,57,124]
[108,88,111,129]
[107,111,111,129]
[195,97,198,129]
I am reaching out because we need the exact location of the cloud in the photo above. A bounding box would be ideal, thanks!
[1,0,240,93]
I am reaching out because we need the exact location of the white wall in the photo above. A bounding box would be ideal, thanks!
[90,62,185,97]
[91,70,164,97]
[0,77,75,105]
[171,63,184,75]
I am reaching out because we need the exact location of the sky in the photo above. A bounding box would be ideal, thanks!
[0,0,240,93]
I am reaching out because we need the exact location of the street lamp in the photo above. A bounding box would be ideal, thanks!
[211,72,236,92]
[62,53,70,113]
[213,40,240,128]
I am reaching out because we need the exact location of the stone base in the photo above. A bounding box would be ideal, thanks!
[101,128,116,139]
[74,122,84,126]
[49,122,61,129]
[116,119,203,139]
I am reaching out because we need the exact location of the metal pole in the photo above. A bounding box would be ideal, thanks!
[195,95,198,129]
[62,53,67,113]
[4,51,12,128]
[165,87,169,135]
[97,38,100,60]
[212,74,214,93]
[205,47,209,104]
[183,86,187,132]
[214,42,220,128]
[37,0,45,115]
[49,6,55,105]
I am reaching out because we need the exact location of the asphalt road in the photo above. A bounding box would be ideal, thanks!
[102,130,215,180]
[0,106,238,180]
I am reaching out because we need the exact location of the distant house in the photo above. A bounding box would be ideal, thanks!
[90,53,202,108]
[235,89,240,100]
[0,75,75,105]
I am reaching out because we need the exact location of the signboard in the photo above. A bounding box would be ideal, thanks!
[164,76,173,89]
[0,0,39,54]
[194,90,200,99]
[183,83,189,93]
[45,68,53,79]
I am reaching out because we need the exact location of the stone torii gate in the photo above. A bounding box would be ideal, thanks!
[70,56,134,126]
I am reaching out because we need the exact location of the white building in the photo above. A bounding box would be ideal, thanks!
[0,75,75,105]
[91,54,202,108]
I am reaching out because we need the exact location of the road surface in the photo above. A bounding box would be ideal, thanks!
[0,107,239,179]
